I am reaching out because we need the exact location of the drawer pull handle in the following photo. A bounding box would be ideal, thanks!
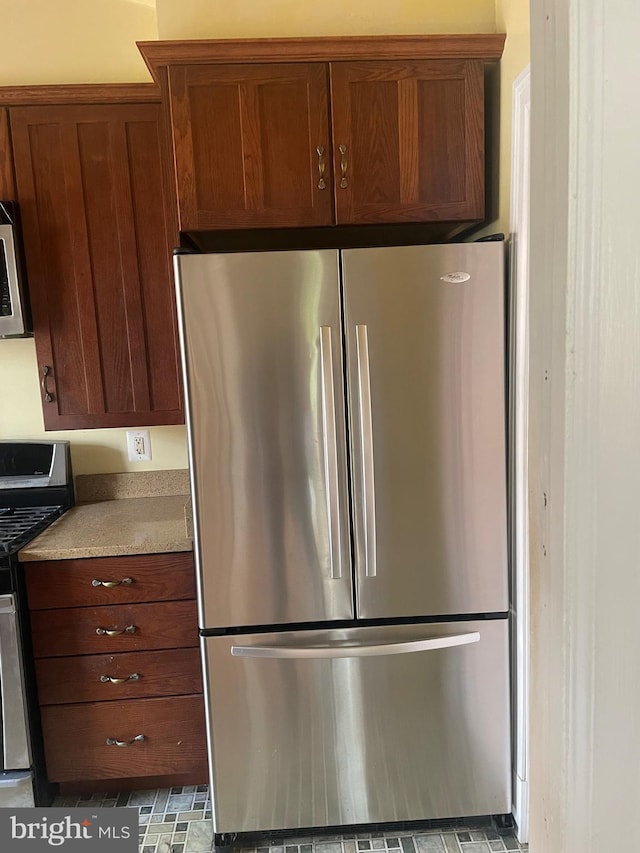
[92,578,134,588]
[95,625,137,637]
[100,673,140,684]
[105,734,145,748]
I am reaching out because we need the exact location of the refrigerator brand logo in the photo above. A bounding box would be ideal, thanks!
[440,272,471,283]
[0,809,137,851]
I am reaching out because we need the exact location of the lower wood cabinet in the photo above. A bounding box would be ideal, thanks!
[34,648,203,705]
[29,599,199,658]
[24,551,207,789]
[40,695,208,783]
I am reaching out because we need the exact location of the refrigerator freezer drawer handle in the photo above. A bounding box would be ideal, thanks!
[230,631,480,659]
[319,326,342,579]
[355,324,377,577]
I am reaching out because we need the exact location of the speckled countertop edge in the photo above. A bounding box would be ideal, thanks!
[19,475,194,561]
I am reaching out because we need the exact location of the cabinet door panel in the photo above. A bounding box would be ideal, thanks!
[169,63,333,229]
[0,108,15,198]
[10,103,183,430]
[330,60,484,224]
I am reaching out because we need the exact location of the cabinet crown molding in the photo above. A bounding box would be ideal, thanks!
[137,34,506,82]
[0,83,160,106]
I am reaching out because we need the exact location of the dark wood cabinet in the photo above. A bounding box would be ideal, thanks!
[24,552,196,609]
[168,63,333,230]
[330,59,484,224]
[24,551,207,788]
[9,93,183,430]
[40,696,207,784]
[140,35,504,232]
[35,648,203,705]
[29,599,199,658]
[0,108,15,199]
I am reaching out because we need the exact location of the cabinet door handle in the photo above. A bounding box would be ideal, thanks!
[316,145,327,190]
[338,144,348,188]
[105,734,145,747]
[41,365,53,402]
[95,625,136,636]
[92,578,134,588]
[100,673,140,684]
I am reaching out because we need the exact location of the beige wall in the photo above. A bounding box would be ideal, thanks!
[154,0,496,39]
[482,0,530,235]
[0,0,156,84]
[1,0,509,476]
[495,0,530,232]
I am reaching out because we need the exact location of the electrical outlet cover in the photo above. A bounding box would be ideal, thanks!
[126,430,152,462]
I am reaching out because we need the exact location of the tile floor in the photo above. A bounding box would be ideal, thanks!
[53,788,528,853]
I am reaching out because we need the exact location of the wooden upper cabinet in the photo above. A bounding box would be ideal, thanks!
[168,63,333,230]
[330,59,484,225]
[10,100,183,430]
[0,108,16,199]
[139,35,504,232]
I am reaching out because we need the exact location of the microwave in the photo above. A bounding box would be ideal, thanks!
[0,205,31,338]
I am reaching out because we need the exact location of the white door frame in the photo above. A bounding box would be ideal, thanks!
[509,63,531,846]
[529,0,640,848]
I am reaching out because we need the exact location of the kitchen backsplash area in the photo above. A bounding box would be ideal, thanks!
[75,469,191,502]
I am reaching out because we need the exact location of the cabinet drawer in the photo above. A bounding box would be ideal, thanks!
[35,647,203,705]
[30,600,198,658]
[41,695,208,782]
[25,553,195,610]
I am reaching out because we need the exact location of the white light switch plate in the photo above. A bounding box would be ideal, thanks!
[126,430,152,462]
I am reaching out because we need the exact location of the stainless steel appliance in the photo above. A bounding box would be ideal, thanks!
[0,441,74,806]
[0,203,30,338]
[175,242,510,843]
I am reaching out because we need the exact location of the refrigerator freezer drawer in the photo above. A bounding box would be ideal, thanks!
[203,619,511,834]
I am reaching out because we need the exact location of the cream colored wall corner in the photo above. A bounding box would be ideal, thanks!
[154,0,496,39]
[478,0,530,236]
[0,0,156,84]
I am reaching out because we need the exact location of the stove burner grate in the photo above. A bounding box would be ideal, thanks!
[0,505,64,554]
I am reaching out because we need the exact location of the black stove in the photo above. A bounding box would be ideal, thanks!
[0,440,73,563]
[0,505,65,555]
[0,440,74,808]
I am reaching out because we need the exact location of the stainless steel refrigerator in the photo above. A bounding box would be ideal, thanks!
[175,242,511,839]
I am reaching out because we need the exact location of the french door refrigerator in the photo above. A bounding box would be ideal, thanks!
[175,242,511,839]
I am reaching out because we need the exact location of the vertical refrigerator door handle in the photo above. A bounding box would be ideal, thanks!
[319,326,342,579]
[356,324,377,577]
[231,631,481,659]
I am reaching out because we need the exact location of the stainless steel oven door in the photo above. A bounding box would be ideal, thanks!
[0,594,31,770]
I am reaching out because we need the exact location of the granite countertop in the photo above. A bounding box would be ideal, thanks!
[18,471,193,562]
